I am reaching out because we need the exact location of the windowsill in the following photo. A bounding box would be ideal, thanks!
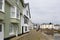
[0,10,5,13]
[10,17,16,18]
[10,17,20,19]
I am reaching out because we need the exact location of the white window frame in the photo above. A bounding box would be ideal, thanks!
[10,6,20,19]
[10,6,17,18]
[0,0,5,12]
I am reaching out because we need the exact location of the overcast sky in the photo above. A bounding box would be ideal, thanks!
[24,0,60,24]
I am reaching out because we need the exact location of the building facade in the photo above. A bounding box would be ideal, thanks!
[23,3,31,33]
[0,0,24,40]
[54,24,60,30]
[40,23,54,29]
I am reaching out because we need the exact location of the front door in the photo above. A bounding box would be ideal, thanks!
[0,24,4,40]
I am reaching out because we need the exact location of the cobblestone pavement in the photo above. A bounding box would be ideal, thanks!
[10,30,54,40]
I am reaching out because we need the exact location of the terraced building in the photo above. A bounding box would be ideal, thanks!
[0,0,24,40]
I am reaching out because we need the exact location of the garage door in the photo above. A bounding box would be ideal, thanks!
[0,24,4,40]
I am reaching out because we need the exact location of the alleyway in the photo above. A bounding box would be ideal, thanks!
[10,30,53,40]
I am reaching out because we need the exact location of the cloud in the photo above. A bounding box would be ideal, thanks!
[24,0,60,24]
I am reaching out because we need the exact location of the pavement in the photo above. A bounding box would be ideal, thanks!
[10,30,54,40]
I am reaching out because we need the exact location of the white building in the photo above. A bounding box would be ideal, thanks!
[54,24,60,30]
[22,3,32,33]
[40,23,54,29]
[28,21,34,30]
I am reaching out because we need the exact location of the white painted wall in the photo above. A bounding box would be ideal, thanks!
[24,24,29,33]
[54,26,60,30]
[20,15,24,34]
[23,4,32,33]
[40,24,54,29]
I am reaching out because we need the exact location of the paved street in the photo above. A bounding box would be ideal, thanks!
[10,30,53,40]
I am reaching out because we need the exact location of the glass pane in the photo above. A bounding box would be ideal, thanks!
[0,0,2,9]
[16,9,20,18]
[11,6,15,18]
[26,11,28,15]
[11,7,15,12]
[0,25,2,32]
[11,12,15,17]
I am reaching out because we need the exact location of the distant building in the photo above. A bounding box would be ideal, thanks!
[54,24,60,30]
[23,3,32,33]
[40,23,54,29]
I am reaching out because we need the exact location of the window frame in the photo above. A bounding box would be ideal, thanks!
[0,0,5,12]
[16,8,20,19]
[10,6,17,18]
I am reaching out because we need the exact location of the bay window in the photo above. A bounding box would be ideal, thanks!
[10,6,20,19]
[0,0,5,12]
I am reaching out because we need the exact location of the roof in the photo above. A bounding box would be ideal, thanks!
[24,3,31,18]
[41,23,53,25]
[24,3,29,8]
[20,0,24,7]
[54,24,60,26]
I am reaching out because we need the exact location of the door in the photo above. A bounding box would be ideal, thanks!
[0,24,4,40]
[22,26,24,34]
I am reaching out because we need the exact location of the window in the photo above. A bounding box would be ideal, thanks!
[26,10,28,16]
[25,26,27,31]
[9,24,14,35]
[24,16,28,24]
[16,9,20,19]
[0,0,2,9]
[10,6,16,18]
[0,0,5,12]
[0,25,2,32]
[10,6,20,19]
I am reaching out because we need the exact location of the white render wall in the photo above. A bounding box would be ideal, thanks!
[40,24,54,29]
[54,26,60,30]
[20,15,24,34]
[23,3,32,33]
[24,24,29,33]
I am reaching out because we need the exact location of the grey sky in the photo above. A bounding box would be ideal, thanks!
[24,0,60,24]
